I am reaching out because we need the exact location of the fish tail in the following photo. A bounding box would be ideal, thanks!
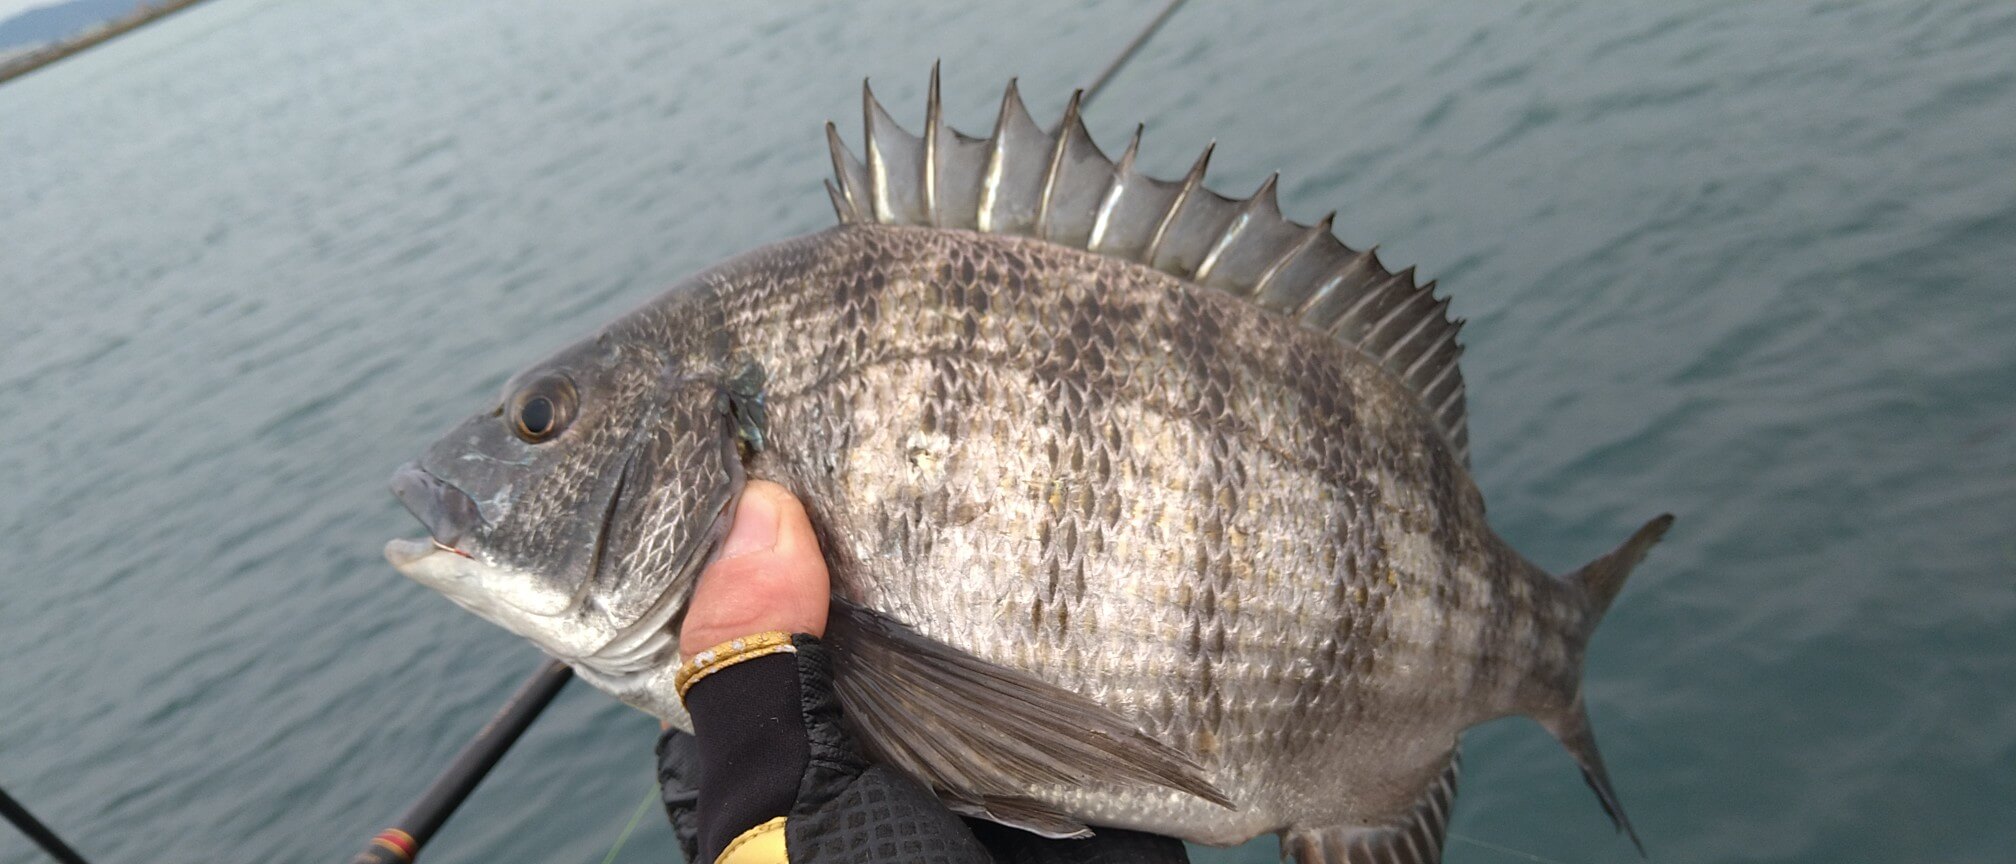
[1570,513,1674,620]
[1544,513,1674,856]
[1542,696,1645,856]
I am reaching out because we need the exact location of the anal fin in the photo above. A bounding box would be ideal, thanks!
[824,598,1233,836]
[1281,749,1460,864]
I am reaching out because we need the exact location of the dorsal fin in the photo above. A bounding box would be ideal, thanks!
[828,66,1472,464]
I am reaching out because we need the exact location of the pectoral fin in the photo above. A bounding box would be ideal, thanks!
[823,598,1233,837]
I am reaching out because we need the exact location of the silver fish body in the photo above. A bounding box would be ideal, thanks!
[387,76,1670,863]
[724,224,1564,838]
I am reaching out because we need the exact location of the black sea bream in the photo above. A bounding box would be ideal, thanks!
[386,72,1673,863]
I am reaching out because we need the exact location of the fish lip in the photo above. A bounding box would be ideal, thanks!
[390,462,484,554]
[383,536,439,568]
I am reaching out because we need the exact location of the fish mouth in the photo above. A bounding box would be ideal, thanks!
[390,462,484,556]
[384,451,638,628]
[382,447,725,673]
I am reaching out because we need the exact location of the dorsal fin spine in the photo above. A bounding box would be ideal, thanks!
[1436,382,1468,447]
[1440,385,1466,418]
[826,122,867,221]
[1392,293,1455,371]
[863,80,890,223]
[1291,270,1344,319]
[1382,305,1441,364]
[923,64,942,227]
[1362,271,1429,347]
[1296,246,1377,319]
[1422,364,1461,418]
[977,80,1023,233]
[1195,173,1278,286]
[1326,268,1401,336]
[1035,89,1085,239]
[1402,324,1460,383]
[1088,125,1143,253]
[1254,211,1333,299]
[1192,214,1239,283]
[824,180,853,225]
[1144,143,1214,266]
[827,75,1474,467]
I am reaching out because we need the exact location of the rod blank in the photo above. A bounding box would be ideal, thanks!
[1,783,92,864]
[347,660,573,864]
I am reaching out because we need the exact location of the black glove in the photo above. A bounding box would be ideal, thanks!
[655,633,1190,864]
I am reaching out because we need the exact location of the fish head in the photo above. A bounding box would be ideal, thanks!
[385,318,745,687]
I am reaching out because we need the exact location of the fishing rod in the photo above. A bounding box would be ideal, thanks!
[0,783,93,864]
[346,660,573,864]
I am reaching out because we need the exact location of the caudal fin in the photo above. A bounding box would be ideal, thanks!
[1547,513,1674,855]
[1572,514,1674,617]
[1546,700,1645,855]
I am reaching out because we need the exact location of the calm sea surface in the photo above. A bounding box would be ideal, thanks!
[3,1,2012,861]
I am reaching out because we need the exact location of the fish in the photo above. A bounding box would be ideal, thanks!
[385,68,1674,863]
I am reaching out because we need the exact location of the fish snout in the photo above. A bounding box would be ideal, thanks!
[390,462,485,551]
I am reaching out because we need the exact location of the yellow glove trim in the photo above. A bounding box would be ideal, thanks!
[714,815,789,864]
[675,631,797,701]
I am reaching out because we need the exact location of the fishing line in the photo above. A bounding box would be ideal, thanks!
[1083,0,1190,106]
[595,782,660,864]
[1449,831,1584,864]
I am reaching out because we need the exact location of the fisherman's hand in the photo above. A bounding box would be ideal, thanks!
[655,480,1189,864]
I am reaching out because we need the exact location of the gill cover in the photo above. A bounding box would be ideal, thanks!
[394,329,746,672]
[582,375,747,674]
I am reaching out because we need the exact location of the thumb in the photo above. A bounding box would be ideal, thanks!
[679,480,830,660]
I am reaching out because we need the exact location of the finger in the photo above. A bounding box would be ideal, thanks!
[679,480,830,659]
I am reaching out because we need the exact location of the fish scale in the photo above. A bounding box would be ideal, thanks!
[734,225,1497,840]
[386,74,1674,863]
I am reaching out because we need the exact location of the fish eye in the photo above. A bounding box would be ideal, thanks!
[510,375,577,443]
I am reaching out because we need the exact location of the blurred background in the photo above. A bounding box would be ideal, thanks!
[2,1,2012,861]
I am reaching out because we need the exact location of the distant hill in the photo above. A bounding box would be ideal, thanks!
[0,0,150,50]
